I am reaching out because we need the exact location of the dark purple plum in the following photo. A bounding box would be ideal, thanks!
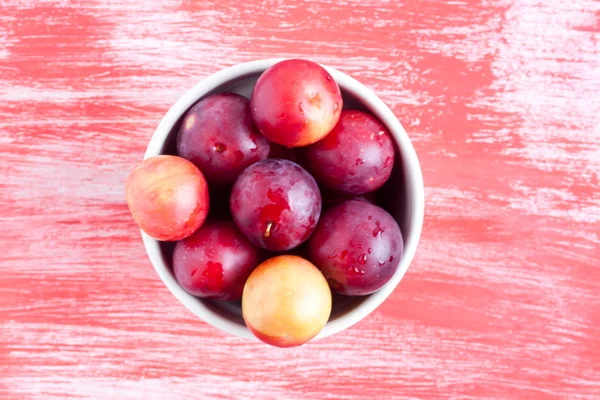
[307,200,403,296]
[177,92,270,187]
[230,159,321,251]
[304,110,395,195]
[172,220,261,301]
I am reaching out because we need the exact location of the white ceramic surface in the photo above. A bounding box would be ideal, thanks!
[141,59,425,341]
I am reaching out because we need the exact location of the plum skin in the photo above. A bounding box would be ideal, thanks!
[172,220,261,301]
[307,200,403,296]
[125,155,209,241]
[304,110,395,195]
[242,255,332,347]
[250,59,342,148]
[230,159,321,251]
[177,92,270,187]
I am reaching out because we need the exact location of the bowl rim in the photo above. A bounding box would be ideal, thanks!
[141,58,425,341]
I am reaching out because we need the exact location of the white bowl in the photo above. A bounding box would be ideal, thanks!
[141,59,424,342]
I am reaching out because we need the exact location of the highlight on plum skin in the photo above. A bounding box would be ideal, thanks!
[230,159,322,252]
[125,155,209,242]
[177,92,270,187]
[172,220,261,301]
[307,200,403,296]
[250,59,343,148]
[242,255,332,348]
[304,110,395,195]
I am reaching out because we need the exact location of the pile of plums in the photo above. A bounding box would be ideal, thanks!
[126,59,403,347]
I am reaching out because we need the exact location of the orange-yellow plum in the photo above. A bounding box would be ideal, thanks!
[242,255,332,347]
[125,155,209,241]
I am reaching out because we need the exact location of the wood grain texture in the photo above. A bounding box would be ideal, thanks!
[1,0,599,398]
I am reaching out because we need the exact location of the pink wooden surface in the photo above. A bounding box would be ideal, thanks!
[1,0,599,398]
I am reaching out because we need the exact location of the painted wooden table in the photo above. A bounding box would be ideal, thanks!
[1,0,599,398]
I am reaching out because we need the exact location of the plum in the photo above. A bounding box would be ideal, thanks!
[172,220,261,301]
[307,200,403,296]
[304,110,395,195]
[125,155,209,241]
[242,255,332,347]
[251,59,342,148]
[177,92,269,187]
[230,159,321,251]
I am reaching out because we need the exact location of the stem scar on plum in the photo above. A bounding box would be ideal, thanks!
[308,92,321,108]
[264,221,274,238]
[214,143,227,153]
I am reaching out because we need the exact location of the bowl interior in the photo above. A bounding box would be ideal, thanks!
[145,60,423,340]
